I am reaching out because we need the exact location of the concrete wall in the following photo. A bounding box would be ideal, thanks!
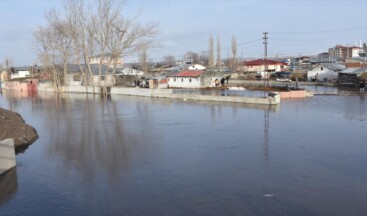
[2,81,37,91]
[279,90,307,99]
[111,87,173,97]
[36,84,280,105]
[62,86,102,94]
[111,87,280,105]
[0,139,16,175]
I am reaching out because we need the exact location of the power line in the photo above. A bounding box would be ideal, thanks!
[271,25,367,35]
[271,35,367,44]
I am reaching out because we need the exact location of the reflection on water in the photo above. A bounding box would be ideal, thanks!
[0,168,17,206]
[0,90,367,215]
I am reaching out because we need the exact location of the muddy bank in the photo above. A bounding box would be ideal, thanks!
[0,108,38,153]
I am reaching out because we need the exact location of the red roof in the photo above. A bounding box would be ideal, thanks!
[159,79,168,84]
[169,70,205,77]
[245,59,287,66]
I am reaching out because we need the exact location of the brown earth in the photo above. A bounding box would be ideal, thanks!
[0,108,39,153]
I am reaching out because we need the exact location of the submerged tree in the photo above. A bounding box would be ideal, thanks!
[34,0,158,90]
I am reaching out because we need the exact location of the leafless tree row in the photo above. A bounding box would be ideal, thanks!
[34,0,158,89]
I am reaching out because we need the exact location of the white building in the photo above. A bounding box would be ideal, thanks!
[121,67,144,76]
[188,64,206,70]
[307,63,345,82]
[241,59,288,72]
[167,70,206,88]
[89,55,124,68]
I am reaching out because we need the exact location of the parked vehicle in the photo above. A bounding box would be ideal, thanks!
[271,72,290,78]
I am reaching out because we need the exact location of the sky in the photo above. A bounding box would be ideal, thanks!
[1,0,367,66]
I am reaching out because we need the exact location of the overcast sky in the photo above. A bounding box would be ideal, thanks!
[1,0,367,66]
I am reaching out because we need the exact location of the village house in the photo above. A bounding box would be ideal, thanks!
[187,64,206,70]
[338,67,367,85]
[307,63,345,82]
[119,67,144,76]
[89,55,124,68]
[241,59,288,72]
[9,66,31,79]
[167,70,206,88]
[64,64,118,87]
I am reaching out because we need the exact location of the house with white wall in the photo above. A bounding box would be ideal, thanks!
[65,64,117,87]
[188,64,206,70]
[89,55,123,68]
[167,70,206,88]
[307,63,345,82]
[9,67,31,79]
[241,59,288,72]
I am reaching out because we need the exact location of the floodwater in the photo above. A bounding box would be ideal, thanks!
[0,89,367,216]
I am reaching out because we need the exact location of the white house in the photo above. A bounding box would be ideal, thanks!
[121,67,144,76]
[241,59,288,72]
[307,63,345,82]
[167,70,206,88]
[188,64,206,70]
[9,67,31,79]
[89,55,123,68]
[65,64,116,87]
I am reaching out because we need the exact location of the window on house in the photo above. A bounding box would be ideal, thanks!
[181,78,183,82]
[321,67,323,70]
[189,78,192,82]
[174,78,176,82]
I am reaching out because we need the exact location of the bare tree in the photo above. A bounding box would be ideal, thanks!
[34,0,158,91]
[4,56,13,72]
[184,51,199,64]
[139,49,148,73]
[208,35,214,70]
[231,35,238,72]
[163,55,176,66]
[199,51,208,66]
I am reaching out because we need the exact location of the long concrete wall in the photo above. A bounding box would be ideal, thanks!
[0,139,16,175]
[36,84,280,105]
[111,87,280,105]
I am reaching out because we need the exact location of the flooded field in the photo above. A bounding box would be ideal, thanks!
[0,90,367,216]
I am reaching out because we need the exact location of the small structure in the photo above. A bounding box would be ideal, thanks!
[89,54,124,68]
[167,70,206,88]
[120,67,144,76]
[0,139,16,175]
[241,59,288,72]
[9,67,30,79]
[338,67,367,85]
[187,64,206,70]
[307,63,345,82]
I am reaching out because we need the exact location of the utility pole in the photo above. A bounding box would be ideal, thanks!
[263,32,269,89]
